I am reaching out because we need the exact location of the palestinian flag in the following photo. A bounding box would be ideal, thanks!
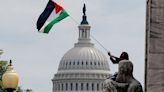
[37,0,69,33]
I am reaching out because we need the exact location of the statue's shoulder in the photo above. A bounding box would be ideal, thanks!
[131,78,142,86]
[128,79,143,92]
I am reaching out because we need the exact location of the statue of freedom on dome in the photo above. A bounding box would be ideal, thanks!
[83,4,86,15]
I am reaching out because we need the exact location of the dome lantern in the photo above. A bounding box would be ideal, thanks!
[75,4,94,47]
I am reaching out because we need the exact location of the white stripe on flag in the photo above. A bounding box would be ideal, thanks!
[39,9,61,33]
[39,22,49,33]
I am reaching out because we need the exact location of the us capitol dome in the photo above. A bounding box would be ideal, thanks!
[52,4,111,92]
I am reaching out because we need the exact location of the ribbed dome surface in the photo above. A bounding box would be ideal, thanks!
[58,46,110,71]
[63,47,107,62]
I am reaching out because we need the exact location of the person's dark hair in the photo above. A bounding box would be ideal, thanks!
[120,52,129,60]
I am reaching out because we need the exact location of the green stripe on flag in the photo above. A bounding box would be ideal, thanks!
[44,10,69,33]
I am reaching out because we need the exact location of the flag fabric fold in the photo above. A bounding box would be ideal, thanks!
[37,0,69,33]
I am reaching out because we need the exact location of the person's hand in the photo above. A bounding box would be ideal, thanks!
[108,52,111,56]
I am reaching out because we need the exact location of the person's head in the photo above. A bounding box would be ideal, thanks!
[120,52,129,60]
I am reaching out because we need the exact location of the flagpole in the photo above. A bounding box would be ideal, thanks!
[69,16,79,24]
[90,35,108,52]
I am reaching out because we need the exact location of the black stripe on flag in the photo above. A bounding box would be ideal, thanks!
[37,0,55,31]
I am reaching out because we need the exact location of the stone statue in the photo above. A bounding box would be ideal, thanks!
[104,78,128,92]
[104,60,143,92]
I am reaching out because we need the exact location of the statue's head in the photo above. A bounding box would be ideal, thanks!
[118,60,133,76]
[120,52,129,60]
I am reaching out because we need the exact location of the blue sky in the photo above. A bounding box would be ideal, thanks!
[0,0,146,92]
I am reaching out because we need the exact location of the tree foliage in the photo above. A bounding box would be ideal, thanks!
[0,61,7,92]
[0,60,7,91]
[16,87,23,92]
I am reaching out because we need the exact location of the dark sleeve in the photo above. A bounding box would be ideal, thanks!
[110,56,120,64]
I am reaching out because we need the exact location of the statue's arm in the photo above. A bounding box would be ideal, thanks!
[111,81,128,88]
[128,84,143,92]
